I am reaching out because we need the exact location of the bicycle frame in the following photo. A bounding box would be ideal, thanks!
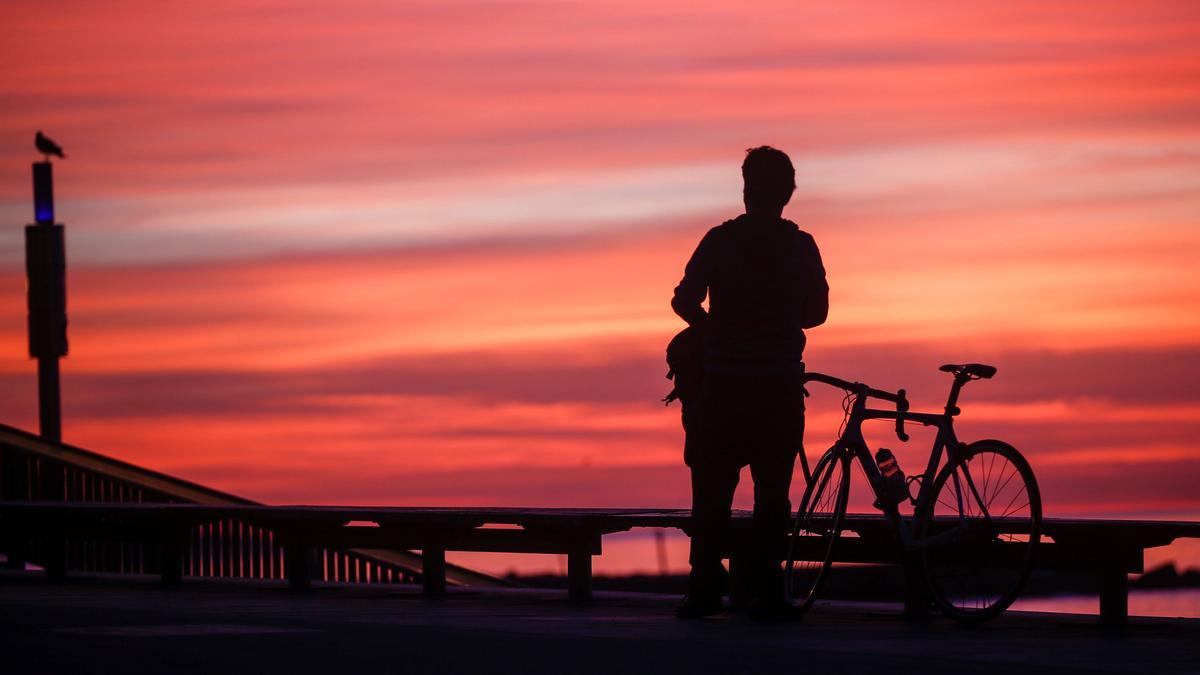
[805,373,992,553]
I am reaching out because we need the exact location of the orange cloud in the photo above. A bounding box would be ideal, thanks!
[0,2,1197,579]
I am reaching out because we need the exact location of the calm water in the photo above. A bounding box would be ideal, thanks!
[450,529,1200,621]
[1013,588,1200,619]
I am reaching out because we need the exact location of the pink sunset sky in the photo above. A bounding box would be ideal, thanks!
[1,1,1198,572]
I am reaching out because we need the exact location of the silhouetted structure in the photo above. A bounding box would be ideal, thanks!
[25,133,69,449]
[2,423,1197,624]
[0,423,496,589]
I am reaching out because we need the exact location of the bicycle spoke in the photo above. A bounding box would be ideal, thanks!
[786,450,850,612]
[1002,500,1030,519]
[982,451,997,501]
[988,468,1021,517]
[999,491,1030,519]
[959,462,992,521]
[921,443,1041,623]
[985,464,1018,512]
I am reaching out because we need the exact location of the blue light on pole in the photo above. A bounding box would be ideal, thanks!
[33,162,54,224]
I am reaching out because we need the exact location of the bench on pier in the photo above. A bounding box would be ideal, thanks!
[1,502,1197,625]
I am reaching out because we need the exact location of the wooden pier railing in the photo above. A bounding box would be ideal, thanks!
[4,498,1199,624]
[3,422,1198,625]
[0,423,499,588]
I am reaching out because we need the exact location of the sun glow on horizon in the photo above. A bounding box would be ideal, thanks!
[0,0,1198,557]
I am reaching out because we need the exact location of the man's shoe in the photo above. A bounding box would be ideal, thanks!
[674,594,725,619]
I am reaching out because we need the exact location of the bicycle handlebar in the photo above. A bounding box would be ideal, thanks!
[894,389,910,442]
[803,372,910,442]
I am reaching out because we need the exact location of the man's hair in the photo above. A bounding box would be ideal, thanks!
[741,146,795,208]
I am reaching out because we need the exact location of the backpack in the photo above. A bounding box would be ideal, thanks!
[663,326,704,431]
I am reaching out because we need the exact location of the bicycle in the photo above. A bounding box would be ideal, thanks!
[785,363,1042,623]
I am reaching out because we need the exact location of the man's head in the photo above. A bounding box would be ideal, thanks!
[741,146,795,214]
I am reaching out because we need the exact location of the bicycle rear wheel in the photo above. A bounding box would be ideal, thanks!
[917,439,1041,623]
[785,447,851,613]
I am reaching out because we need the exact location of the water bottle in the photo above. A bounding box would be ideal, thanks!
[875,448,909,506]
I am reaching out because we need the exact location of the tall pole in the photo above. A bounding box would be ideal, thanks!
[26,161,68,445]
[36,354,61,442]
[2,159,68,571]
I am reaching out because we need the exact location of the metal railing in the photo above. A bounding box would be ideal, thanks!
[0,423,493,587]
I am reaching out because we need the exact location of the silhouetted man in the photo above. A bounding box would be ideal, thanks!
[672,146,828,619]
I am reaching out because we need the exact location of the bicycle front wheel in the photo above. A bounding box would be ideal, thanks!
[785,447,851,613]
[918,439,1041,623]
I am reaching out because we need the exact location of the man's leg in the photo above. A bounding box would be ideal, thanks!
[679,375,744,617]
[687,458,740,600]
[748,445,797,602]
[747,380,804,607]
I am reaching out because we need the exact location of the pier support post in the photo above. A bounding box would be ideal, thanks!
[159,525,185,585]
[903,555,931,619]
[567,546,592,602]
[422,546,446,595]
[43,539,66,583]
[1099,566,1128,626]
[1,452,30,570]
[566,530,604,602]
[285,530,311,590]
[39,460,67,582]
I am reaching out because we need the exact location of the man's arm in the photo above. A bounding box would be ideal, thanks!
[671,230,715,327]
[799,233,829,329]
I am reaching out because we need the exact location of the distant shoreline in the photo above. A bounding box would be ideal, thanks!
[505,563,1200,599]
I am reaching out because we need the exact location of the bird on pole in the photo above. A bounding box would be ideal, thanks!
[36,131,66,161]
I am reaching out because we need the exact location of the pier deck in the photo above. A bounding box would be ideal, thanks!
[0,573,1195,674]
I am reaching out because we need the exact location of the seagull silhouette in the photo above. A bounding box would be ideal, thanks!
[36,131,66,160]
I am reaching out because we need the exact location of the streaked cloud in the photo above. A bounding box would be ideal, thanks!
[0,0,1197,533]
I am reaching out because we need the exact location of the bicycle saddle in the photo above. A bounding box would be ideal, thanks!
[939,363,997,379]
